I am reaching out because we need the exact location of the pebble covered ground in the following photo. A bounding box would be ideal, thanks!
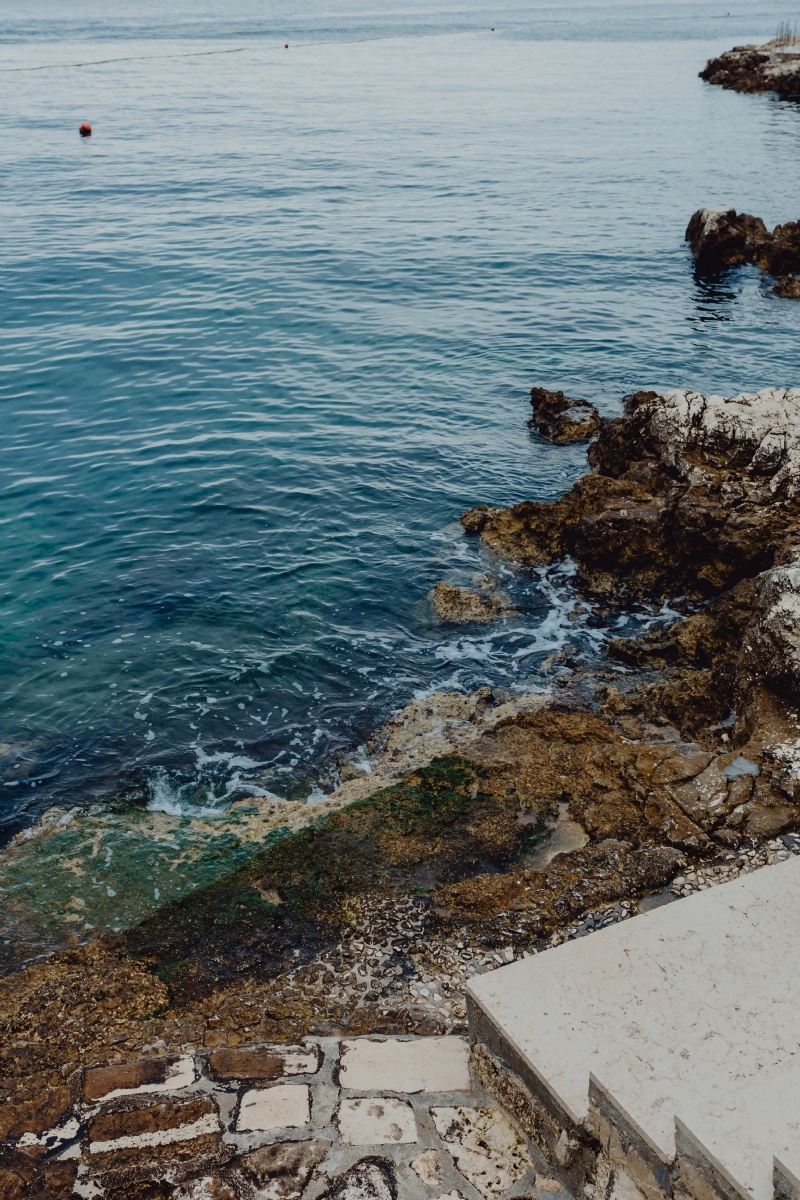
[204,833,800,1045]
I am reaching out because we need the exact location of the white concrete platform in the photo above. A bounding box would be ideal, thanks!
[467,856,800,1198]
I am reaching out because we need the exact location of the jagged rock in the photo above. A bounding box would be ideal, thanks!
[528,387,600,443]
[700,40,800,98]
[686,206,800,278]
[685,207,768,272]
[774,274,800,298]
[430,578,515,624]
[470,388,800,599]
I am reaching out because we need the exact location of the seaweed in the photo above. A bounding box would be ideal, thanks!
[122,757,530,1007]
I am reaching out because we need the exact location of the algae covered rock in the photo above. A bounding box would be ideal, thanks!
[121,757,542,1006]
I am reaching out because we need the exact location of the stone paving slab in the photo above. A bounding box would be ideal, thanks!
[339,1037,471,1094]
[0,1034,566,1199]
[468,856,800,1194]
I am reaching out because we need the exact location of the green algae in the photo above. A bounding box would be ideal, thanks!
[0,798,299,967]
[123,756,530,1006]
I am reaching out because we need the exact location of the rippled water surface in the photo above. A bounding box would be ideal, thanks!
[4,0,800,841]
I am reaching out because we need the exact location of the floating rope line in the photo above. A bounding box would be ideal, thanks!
[0,28,483,73]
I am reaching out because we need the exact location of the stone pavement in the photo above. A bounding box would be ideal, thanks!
[0,1035,568,1199]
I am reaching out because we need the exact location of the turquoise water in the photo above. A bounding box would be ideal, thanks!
[3,0,800,841]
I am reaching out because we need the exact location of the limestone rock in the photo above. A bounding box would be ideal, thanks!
[430,579,515,625]
[471,388,800,598]
[700,41,800,99]
[430,1106,532,1198]
[528,387,600,443]
[686,206,800,279]
[232,1137,330,1199]
[337,1097,418,1145]
[411,1148,443,1186]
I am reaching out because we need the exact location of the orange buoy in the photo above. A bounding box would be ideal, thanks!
[491,26,495,31]
[79,122,92,137]
[284,43,289,48]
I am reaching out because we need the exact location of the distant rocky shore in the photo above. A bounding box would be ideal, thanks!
[700,38,800,98]
[3,387,800,1187]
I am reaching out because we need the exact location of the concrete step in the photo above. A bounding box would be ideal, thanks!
[466,856,800,1199]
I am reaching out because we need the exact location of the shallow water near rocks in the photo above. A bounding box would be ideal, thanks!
[3,0,800,962]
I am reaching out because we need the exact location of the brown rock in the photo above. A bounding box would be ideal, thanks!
[460,505,497,535]
[41,1159,79,1196]
[88,1095,219,1149]
[685,207,769,272]
[669,760,730,829]
[234,1137,331,1198]
[700,42,800,99]
[204,1044,319,1082]
[773,274,800,298]
[83,1058,179,1102]
[529,387,601,443]
[430,580,515,625]
[650,751,713,785]
[0,1087,70,1139]
[206,1047,284,1082]
[643,794,712,852]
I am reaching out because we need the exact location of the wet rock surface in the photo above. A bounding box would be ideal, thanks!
[686,205,800,279]
[430,578,515,625]
[699,39,800,98]
[528,387,600,444]
[2,383,800,1179]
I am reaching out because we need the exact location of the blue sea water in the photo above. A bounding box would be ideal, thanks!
[3,0,800,842]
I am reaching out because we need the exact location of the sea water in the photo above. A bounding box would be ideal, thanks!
[3,0,800,852]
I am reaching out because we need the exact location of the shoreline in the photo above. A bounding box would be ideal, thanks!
[3,385,800,1108]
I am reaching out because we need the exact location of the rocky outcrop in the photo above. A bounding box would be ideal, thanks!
[700,41,800,98]
[686,206,800,287]
[773,273,800,298]
[528,387,600,443]
[430,576,516,624]
[464,388,800,600]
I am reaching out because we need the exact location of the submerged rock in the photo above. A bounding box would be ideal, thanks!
[528,387,600,444]
[686,205,800,279]
[699,40,800,99]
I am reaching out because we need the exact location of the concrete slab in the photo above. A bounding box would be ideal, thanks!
[337,1097,419,1146]
[237,1084,311,1132]
[339,1037,470,1093]
[467,856,800,1165]
[674,1058,800,1200]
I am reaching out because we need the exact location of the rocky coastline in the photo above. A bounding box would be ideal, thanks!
[700,38,800,98]
[3,386,800,1181]
[686,205,800,293]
